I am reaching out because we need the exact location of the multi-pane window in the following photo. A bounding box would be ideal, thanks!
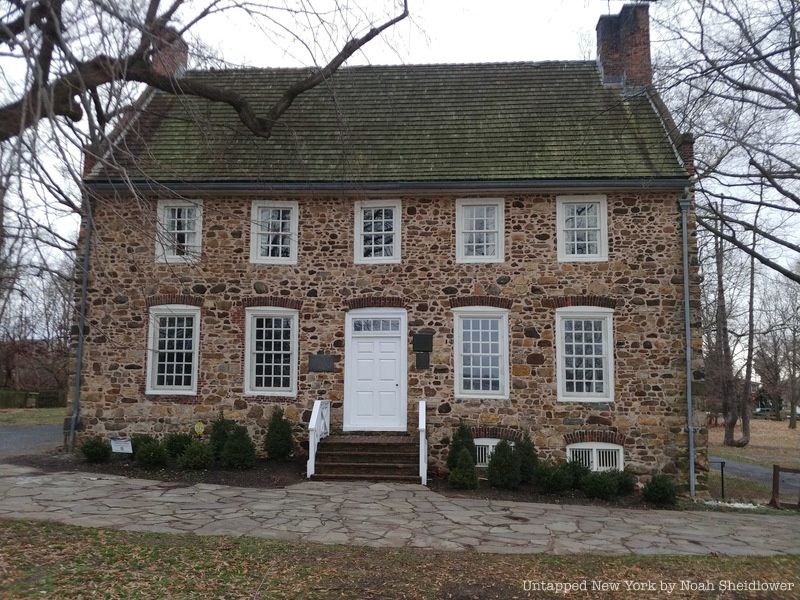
[156,199,202,262]
[456,198,505,262]
[556,307,614,402]
[556,195,608,261]
[454,308,509,399]
[245,308,298,396]
[250,201,298,264]
[354,200,401,263]
[567,442,624,471]
[146,305,200,394]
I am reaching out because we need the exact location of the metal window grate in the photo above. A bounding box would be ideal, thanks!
[475,444,490,467]
[567,443,623,472]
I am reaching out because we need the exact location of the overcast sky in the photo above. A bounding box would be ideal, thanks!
[191,1,634,69]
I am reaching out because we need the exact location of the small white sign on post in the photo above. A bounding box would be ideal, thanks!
[110,438,133,454]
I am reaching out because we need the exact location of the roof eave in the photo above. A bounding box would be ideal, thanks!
[84,176,690,194]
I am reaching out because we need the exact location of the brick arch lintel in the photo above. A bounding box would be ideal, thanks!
[146,294,203,308]
[239,296,303,310]
[563,430,628,447]
[471,426,523,442]
[344,296,406,310]
[449,296,514,310]
[542,295,620,310]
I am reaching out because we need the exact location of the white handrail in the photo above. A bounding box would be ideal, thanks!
[307,399,331,478]
[418,400,427,485]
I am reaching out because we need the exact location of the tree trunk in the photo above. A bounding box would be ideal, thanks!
[715,230,739,446]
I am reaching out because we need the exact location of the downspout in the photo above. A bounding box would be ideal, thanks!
[678,192,696,497]
[68,199,93,452]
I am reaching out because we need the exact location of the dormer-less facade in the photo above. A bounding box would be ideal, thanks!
[75,4,704,483]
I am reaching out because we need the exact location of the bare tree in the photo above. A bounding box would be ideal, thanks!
[655,0,800,284]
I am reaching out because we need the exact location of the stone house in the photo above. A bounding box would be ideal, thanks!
[75,4,705,484]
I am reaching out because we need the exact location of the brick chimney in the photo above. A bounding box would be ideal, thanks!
[150,26,188,78]
[596,4,652,89]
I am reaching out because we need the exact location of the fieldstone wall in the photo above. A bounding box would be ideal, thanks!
[70,190,706,485]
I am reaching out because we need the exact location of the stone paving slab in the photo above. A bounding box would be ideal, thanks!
[0,463,798,555]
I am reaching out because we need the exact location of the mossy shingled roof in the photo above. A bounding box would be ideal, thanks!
[95,61,687,184]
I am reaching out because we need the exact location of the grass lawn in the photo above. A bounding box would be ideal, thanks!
[709,418,800,469]
[0,407,66,427]
[0,520,798,599]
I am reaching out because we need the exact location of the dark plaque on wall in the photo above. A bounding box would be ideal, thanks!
[308,353,335,372]
[412,332,434,353]
[415,352,431,370]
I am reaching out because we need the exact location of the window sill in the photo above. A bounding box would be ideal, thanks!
[145,388,198,396]
[557,396,614,403]
[354,258,402,265]
[455,256,505,264]
[155,256,201,265]
[243,390,297,398]
[250,258,297,266]
[556,255,608,263]
[455,392,510,401]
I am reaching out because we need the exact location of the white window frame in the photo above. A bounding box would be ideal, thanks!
[155,199,203,263]
[244,307,299,397]
[556,195,608,262]
[453,306,510,400]
[249,200,298,265]
[555,306,614,403]
[354,199,402,264]
[455,198,505,263]
[567,442,624,472]
[145,304,201,396]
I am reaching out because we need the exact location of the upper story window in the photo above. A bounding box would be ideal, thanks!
[155,199,203,263]
[250,200,298,264]
[354,200,401,264]
[556,195,608,262]
[244,307,298,396]
[146,304,200,395]
[453,307,509,400]
[455,198,505,263]
[555,306,614,403]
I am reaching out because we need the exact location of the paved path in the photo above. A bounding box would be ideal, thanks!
[1,464,798,555]
[0,425,61,458]
[710,455,800,495]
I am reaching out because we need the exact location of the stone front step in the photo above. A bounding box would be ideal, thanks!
[311,433,421,482]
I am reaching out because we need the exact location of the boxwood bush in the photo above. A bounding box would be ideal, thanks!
[177,440,214,470]
[642,474,677,506]
[131,433,157,457]
[164,432,193,458]
[533,461,573,494]
[563,460,591,490]
[134,440,168,469]
[581,471,621,500]
[616,469,637,496]
[448,447,478,490]
[219,425,256,470]
[81,437,111,463]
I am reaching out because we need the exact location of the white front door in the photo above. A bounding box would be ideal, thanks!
[344,309,407,431]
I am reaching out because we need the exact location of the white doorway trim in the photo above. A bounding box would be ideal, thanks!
[343,307,408,432]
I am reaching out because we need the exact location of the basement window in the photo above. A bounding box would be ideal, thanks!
[474,437,514,467]
[567,442,624,472]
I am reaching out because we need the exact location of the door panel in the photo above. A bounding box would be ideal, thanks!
[345,317,406,430]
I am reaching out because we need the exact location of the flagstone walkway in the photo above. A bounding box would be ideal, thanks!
[0,463,797,555]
